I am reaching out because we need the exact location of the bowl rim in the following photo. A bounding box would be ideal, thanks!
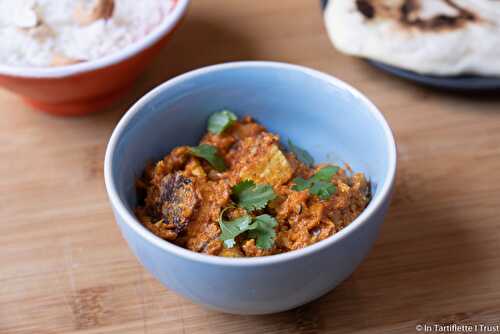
[0,0,190,79]
[104,61,397,267]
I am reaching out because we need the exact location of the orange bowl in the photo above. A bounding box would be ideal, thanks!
[0,0,190,116]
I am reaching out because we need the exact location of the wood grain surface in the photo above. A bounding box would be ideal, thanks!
[1,1,499,333]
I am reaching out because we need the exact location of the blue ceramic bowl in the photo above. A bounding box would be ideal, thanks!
[104,62,397,314]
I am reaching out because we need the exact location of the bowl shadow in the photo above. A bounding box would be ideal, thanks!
[255,162,490,331]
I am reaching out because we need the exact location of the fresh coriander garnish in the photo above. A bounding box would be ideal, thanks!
[309,181,336,200]
[207,110,237,134]
[218,211,277,250]
[287,139,314,167]
[292,166,339,200]
[219,181,277,249]
[290,177,310,191]
[189,144,227,172]
[247,214,277,249]
[219,213,252,248]
[232,180,276,211]
[312,166,339,181]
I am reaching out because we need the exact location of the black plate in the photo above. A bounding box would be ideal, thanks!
[368,61,500,92]
[320,0,500,92]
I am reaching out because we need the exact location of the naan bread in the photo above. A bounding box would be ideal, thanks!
[324,0,500,76]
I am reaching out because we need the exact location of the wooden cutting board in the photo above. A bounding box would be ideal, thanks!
[1,1,499,333]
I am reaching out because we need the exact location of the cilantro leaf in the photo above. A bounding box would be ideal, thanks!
[291,178,311,192]
[247,214,277,249]
[291,177,310,191]
[288,139,314,167]
[232,179,255,196]
[309,181,337,200]
[190,144,227,172]
[207,110,237,134]
[311,166,339,182]
[219,214,252,248]
[218,212,277,250]
[232,180,276,211]
[291,166,339,200]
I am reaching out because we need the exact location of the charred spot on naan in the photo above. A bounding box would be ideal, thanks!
[400,0,477,31]
[355,0,478,31]
[355,0,375,19]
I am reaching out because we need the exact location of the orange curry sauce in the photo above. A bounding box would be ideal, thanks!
[135,116,370,257]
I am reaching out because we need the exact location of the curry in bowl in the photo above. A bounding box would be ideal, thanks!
[135,111,370,257]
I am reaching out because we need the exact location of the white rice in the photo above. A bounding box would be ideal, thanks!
[0,0,175,67]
